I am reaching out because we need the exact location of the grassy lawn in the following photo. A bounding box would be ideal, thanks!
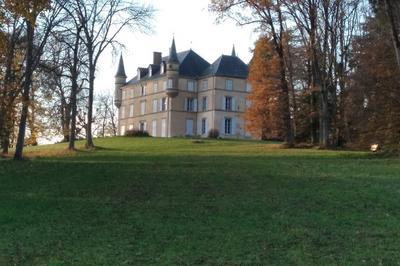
[1,137,400,265]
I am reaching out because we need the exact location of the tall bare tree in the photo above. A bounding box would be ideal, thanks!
[71,0,153,148]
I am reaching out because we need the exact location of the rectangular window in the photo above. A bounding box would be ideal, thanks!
[152,120,157,137]
[128,124,134,130]
[201,118,207,135]
[186,98,194,112]
[163,80,167,90]
[187,80,195,91]
[140,101,146,115]
[161,118,166,137]
[122,90,126,100]
[202,96,208,111]
[129,104,134,117]
[167,78,173,89]
[141,85,146,96]
[120,125,126,136]
[246,83,252,92]
[225,96,232,111]
[153,82,158,93]
[139,121,146,132]
[161,97,167,111]
[224,118,232,135]
[120,106,125,119]
[152,99,158,113]
[225,79,233,90]
[202,79,208,90]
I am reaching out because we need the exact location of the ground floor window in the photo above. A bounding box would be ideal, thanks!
[152,120,157,136]
[139,121,146,132]
[224,118,232,135]
[201,118,207,135]
[120,125,126,136]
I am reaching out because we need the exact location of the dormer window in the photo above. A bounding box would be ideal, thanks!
[137,69,141,80]
[148,66,152,77]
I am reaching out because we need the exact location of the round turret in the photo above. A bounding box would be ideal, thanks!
[114,55,127,108]
[165,38,179,98]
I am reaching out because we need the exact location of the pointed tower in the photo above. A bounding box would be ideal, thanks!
[114,54,127,108]
[166,37,180,97]
[231,44,237,57]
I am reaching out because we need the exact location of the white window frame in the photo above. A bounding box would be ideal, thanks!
[152,99,158,113]
[120,106,125,119]
[246,83,252,92]
[141,85,146,96]
[120,125,126,136]
[202,79,208,90]
[129,104,134,117]
[167,78,173,89]
[140,101,146,115]
[187,80,195,91]
[185,98,197,112]
[201,118,207,135]
[225,96,232,111]
[152,120,157,137]
[224,118,232,135]
[153,82,158,93]
[202,96,208,111]
[161,97,167,111]
[225,79,233,90]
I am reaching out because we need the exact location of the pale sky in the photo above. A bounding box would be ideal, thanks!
[95,0,257,95]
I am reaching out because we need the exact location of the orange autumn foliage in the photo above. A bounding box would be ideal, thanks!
[245,36,285,140]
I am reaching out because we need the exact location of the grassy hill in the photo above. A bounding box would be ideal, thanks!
[1,137,400,264]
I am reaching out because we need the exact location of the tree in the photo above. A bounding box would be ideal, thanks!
[345,5,400,150]
[5,0,63,160]
[93,93,118,138]
[71,0,153,149]
[246,36,285,140]
[210,0,294,146]
[0,10,23,155]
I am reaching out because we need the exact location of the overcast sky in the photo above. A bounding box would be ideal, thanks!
[95,0,257,95]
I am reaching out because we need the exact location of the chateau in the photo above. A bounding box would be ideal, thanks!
[114,38,251,138]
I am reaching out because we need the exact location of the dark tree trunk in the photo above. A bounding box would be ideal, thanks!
[385,0,400,68]
[86,64,95,148]
[69,26,81,150]
[14,20,35,160]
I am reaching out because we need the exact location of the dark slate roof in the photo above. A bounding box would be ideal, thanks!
[202,55,248,79]
[115,55,127,77]
[127,50,211,84]
[177,50,210,77]
[125,50,248,84]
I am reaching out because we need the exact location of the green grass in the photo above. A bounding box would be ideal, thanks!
[1,137,400,265]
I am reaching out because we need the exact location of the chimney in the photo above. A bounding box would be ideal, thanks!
[153,52,162,65]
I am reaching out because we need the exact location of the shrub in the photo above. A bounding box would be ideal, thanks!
[208,129,219,138]
[125,129,150,137]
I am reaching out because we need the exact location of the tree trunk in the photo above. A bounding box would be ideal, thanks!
[69,27,81,150]
[385,0,400,69]
[86,59,95,149]
[14,20,35,160]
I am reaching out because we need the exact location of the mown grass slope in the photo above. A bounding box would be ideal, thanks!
[1,137,400,264]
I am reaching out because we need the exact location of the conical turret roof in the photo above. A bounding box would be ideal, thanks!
[115,54,127,77]
[167,37,179,64]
